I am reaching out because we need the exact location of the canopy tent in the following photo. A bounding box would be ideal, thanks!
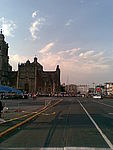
[0,85,23,94]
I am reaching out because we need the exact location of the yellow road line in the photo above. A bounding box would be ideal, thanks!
[0,99,63,138]
[0,100,51,125]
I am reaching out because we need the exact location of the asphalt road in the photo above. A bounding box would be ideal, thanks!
[0,97,113,149]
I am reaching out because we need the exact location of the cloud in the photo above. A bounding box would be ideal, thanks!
[29,11,46,40]
[65,19,73,26]
[0,17,16,37]
[9,54,31,70]
[32,10,39,18]
[58,48,80,56]
[38,44,112,83]
[79,50,94,58]
[9,44,113,84]
[39,44,110,72]
[39,42,54,53]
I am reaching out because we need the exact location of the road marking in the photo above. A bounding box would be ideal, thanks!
[0,147,110,150]
[0,100,52,125]
[93,100,113,109]
[42,112,56,115]
[77,99,113,149]
[108,113,113,115]
[0,99,63,138]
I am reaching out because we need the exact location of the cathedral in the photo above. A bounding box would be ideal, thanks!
[0,30,60,94]
[0,29,17,87]
[17,58,60,94]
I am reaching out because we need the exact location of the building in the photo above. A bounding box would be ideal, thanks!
[0,29,9,85]
[65,84,77,96]
[104,82,113,96]
[0,30,60,94]
[77,84,89,95]
[0,29,17,87]
[17,57,60,94]
[95,84,104,95]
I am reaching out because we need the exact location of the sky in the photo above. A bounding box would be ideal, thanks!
[0,0,113,85]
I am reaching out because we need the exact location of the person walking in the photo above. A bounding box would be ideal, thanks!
[0,100,3,118]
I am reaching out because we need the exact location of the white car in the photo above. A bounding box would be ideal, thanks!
[93,95,102,99]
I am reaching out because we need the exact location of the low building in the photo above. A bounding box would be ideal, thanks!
[65,84,77,96]
[104,82,113,96]
[77,84,89,95]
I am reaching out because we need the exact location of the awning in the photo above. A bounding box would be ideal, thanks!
[0,85,23,94]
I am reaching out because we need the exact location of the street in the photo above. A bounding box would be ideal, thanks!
[0,97,113,149]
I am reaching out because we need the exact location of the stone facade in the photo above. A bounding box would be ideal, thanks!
[8,71,18,88]
[0,30,60,93]
[17,57,60,94]
[0,29,17,88]
[0,29,10,85]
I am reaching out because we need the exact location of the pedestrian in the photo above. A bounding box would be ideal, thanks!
[0,100,3,118]
[1,94,3,100]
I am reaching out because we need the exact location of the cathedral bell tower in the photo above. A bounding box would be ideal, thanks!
[0,29,9,85]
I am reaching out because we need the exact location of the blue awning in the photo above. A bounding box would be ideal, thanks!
[0,85,23,94]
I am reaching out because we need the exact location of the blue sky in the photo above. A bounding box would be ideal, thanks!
[0,0,113,85]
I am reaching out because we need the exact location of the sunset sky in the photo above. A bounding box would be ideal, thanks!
[0,0,113,85]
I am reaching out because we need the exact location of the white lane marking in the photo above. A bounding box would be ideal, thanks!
[77,99,113,149]
[0,148,111,150]
[93,100,113,109]
[108,113,113,115]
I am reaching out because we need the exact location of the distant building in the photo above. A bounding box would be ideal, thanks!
[104,82,113,96]
[95,84,104,95]
[17,57,60,94]
[0,29,17,87]
[65,84,77,96]
[88,88,94,93]
[77,84,89,95]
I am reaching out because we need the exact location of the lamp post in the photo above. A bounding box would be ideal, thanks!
[93,83,95,94]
